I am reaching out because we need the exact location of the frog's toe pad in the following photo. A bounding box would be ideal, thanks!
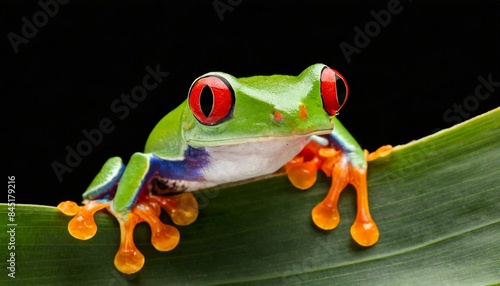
[152,225,180,251]
[150,193,199,226]
[57,200,109,240]
[287,162,318,190]
[114,248,144,275]
[57,201,80,216]
[311,202,340,230]
[366,145,393,161]
[285,157,319,190]
[350,219,379,246]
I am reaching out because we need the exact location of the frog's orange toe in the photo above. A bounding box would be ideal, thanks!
[311,202,340,230]
[57,201,80,216]
[151,225,180,251]
[350,219,379,246]
[286,161,318,190]
[151,193,199,226]
[114,212,145,275]
[366,145,393,161]
[58,200,109,240]
[133,200,180,252]
[68,215,98,240]
[285,148,322,190]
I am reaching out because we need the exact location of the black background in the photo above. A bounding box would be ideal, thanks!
[2,0,499,206]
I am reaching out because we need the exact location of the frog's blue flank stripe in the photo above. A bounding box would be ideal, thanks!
[151,146,210,180]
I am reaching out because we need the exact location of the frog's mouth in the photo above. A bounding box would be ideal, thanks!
[186,128,332,147]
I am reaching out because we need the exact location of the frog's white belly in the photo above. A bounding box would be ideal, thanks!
[200,136,310,187]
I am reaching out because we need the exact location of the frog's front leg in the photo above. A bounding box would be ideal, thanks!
[286,128,392,246]
[58,153,199,274]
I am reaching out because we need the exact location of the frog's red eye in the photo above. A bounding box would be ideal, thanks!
[188,75,235,125]
[320,67,349,116]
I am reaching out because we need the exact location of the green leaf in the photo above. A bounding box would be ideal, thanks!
[2,108,499,285]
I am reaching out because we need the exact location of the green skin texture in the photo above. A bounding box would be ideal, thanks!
[83,64,365,213]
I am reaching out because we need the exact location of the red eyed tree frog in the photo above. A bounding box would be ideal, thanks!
[58,64,392,274]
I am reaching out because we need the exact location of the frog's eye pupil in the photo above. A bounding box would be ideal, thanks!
[188,75,235,125]
[320,67,349,116]
[199,86,214,118]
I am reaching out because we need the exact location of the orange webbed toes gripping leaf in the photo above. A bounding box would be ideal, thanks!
[57,193,196,274]
[286,141,385,246]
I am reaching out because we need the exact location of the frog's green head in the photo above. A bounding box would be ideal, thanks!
[182,63,348,147]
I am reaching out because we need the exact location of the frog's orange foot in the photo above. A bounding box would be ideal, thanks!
[58,192,198,274]
[57,200,109,240]
[111,200,180,274]
[286,141,383,247]
[113,193,199,273]
[285,142,341,190]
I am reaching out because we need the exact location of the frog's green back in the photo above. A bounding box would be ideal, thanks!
[144,101,187,159]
